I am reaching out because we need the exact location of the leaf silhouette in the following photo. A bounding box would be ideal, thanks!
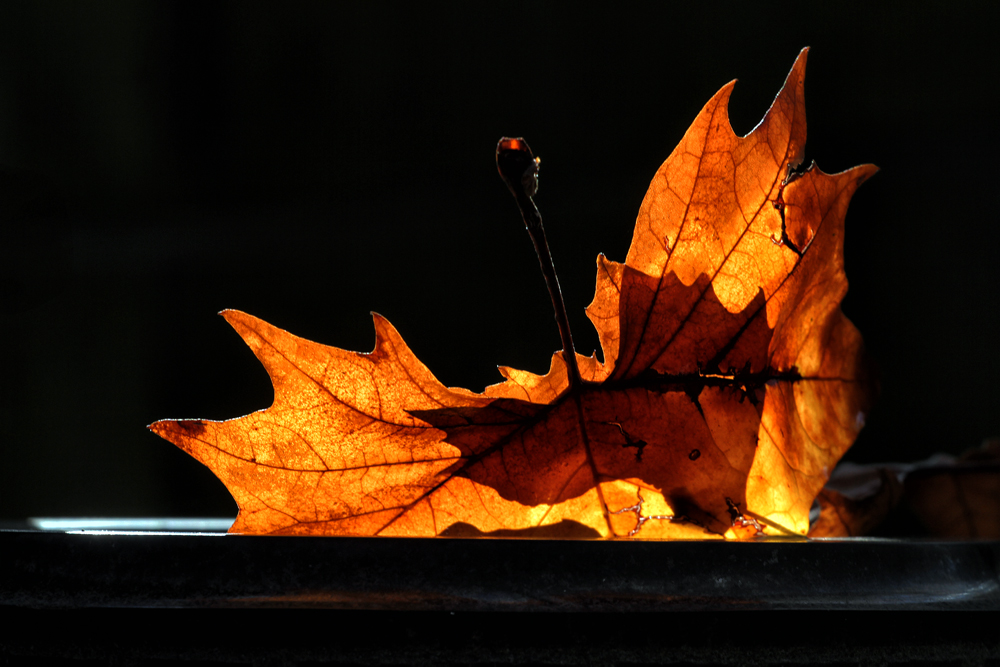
[151,48,875,538]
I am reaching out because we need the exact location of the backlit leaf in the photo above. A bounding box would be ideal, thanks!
[151,49,875,538]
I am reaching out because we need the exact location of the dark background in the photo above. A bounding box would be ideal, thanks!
[2,2,997,521]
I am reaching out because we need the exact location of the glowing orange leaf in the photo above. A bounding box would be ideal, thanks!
[151,48,875,538]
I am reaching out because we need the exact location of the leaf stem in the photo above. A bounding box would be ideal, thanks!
[496,137,582,389]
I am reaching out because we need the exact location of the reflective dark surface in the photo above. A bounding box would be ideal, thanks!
[3,528,997,611]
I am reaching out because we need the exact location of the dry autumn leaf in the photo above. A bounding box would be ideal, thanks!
[151,48,876,538]
[904,457,1000,539]
[808,440,1000,538]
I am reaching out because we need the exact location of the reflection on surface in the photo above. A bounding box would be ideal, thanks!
[29,517,234,533]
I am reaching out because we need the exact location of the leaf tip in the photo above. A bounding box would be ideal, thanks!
[147,419,173,435]
[369,310,392,334]
[787,46,809,79]
[856,163,879,183]
[218,308,252,328]
[148,419,208,440]
[368,311,406,353]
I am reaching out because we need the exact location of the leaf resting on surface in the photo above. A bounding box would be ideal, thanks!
[151,48,875,538]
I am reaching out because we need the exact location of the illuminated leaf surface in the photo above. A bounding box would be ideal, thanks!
[151,49,875,538]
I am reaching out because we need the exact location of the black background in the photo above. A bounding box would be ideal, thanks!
[2,2,998,521]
